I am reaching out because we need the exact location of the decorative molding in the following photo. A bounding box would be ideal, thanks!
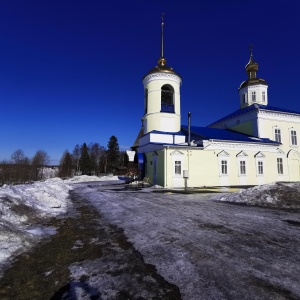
[236,150,248,157]
[204,141,278,152]
[287,149,300,159]
[277,148,285,155]
[259,110,300,122]
[255,151,265,158]
[143,73,182,86]
[170,150,184,156]
[217,150,230,157]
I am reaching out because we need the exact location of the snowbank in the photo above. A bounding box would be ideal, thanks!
[0,175,121,276]
[219,182,300,208]
[0,178,72,270]
[66,175,120,183]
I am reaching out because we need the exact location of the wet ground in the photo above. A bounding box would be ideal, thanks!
[0,181,300,300]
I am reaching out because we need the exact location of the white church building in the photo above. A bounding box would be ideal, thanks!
[133,18,300,188]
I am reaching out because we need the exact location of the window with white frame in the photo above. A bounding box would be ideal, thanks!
[240,160,246,175]
[221,160,228,175]
[277,158,283,174]
[257,161,264,175]
[175,161,181,175]
[262,91,266,102]
[242,93,247,104]
[252,91,256,102]
[291,130,297,146]
[171,150,184,178]
[274,128,281,143]
[218,151,230,176]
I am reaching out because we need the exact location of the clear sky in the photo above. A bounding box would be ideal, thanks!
[1,0,300,164]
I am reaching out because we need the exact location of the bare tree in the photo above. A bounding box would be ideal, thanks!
[31,150,50,180]
[11,149,26,164]
[10,149,30,183]
[59,150,73,178]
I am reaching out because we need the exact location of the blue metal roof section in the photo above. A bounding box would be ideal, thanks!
[181,125,279,145]
[209,104,300,126]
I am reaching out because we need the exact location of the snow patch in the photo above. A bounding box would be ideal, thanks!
[219,182,300,208]
[0,175,124,276]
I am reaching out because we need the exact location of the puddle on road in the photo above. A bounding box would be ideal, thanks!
[0,190,181,300]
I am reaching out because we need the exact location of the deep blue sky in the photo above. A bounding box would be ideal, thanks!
[1,0,300,164]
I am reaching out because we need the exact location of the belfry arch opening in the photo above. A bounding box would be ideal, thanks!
[161,84,174,113]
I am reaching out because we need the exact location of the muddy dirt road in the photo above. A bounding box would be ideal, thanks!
[0,187,181,300]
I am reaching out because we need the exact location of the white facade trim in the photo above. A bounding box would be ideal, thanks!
[258,110,300,122]
[203,141,279,152]
[236,150,248,157]
[139,132,186,147]
[143,73,182,86]
[217,150,230,157]
[254,151,265,158]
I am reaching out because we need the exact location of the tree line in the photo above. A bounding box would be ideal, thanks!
[0,135,131,185]
[0,149,51,185]
[60,135,127,177]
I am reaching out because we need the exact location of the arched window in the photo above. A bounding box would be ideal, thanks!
[161,84,174,113]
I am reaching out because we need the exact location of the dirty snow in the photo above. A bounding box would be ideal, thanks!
[1,177,300,298]
[220,181,300,208]
[71,181,300,299]
[0,175,121,275]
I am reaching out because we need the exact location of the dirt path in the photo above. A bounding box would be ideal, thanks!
[0,189,181,300]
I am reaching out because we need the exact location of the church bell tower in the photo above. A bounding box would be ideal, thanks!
[142,14,182,134]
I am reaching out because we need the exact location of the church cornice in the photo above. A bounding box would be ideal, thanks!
[203,140,279,151]
[143,72,182,86]
[258,110,300,121]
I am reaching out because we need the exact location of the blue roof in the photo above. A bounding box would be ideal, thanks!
[209,104,300,126]
[181,125,279,145]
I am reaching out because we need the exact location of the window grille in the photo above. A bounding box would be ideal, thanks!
[240,161,246,175]
[277,158,283,174]
[175,161,181,175]
[221,160,228,175]
[258,161,263,175]
[291,130,297,145]
[274,128,281,143]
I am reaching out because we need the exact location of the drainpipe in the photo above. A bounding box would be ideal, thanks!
[188,112,191,146]
[165,146,169,188]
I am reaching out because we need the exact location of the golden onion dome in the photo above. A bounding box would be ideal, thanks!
[143,57,181,79]
[239,44,268,90]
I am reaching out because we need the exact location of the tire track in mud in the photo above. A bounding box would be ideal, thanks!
[0,189,181,300]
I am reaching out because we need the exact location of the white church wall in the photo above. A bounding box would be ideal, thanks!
[258,112,300,154]
[158,146,292,188]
